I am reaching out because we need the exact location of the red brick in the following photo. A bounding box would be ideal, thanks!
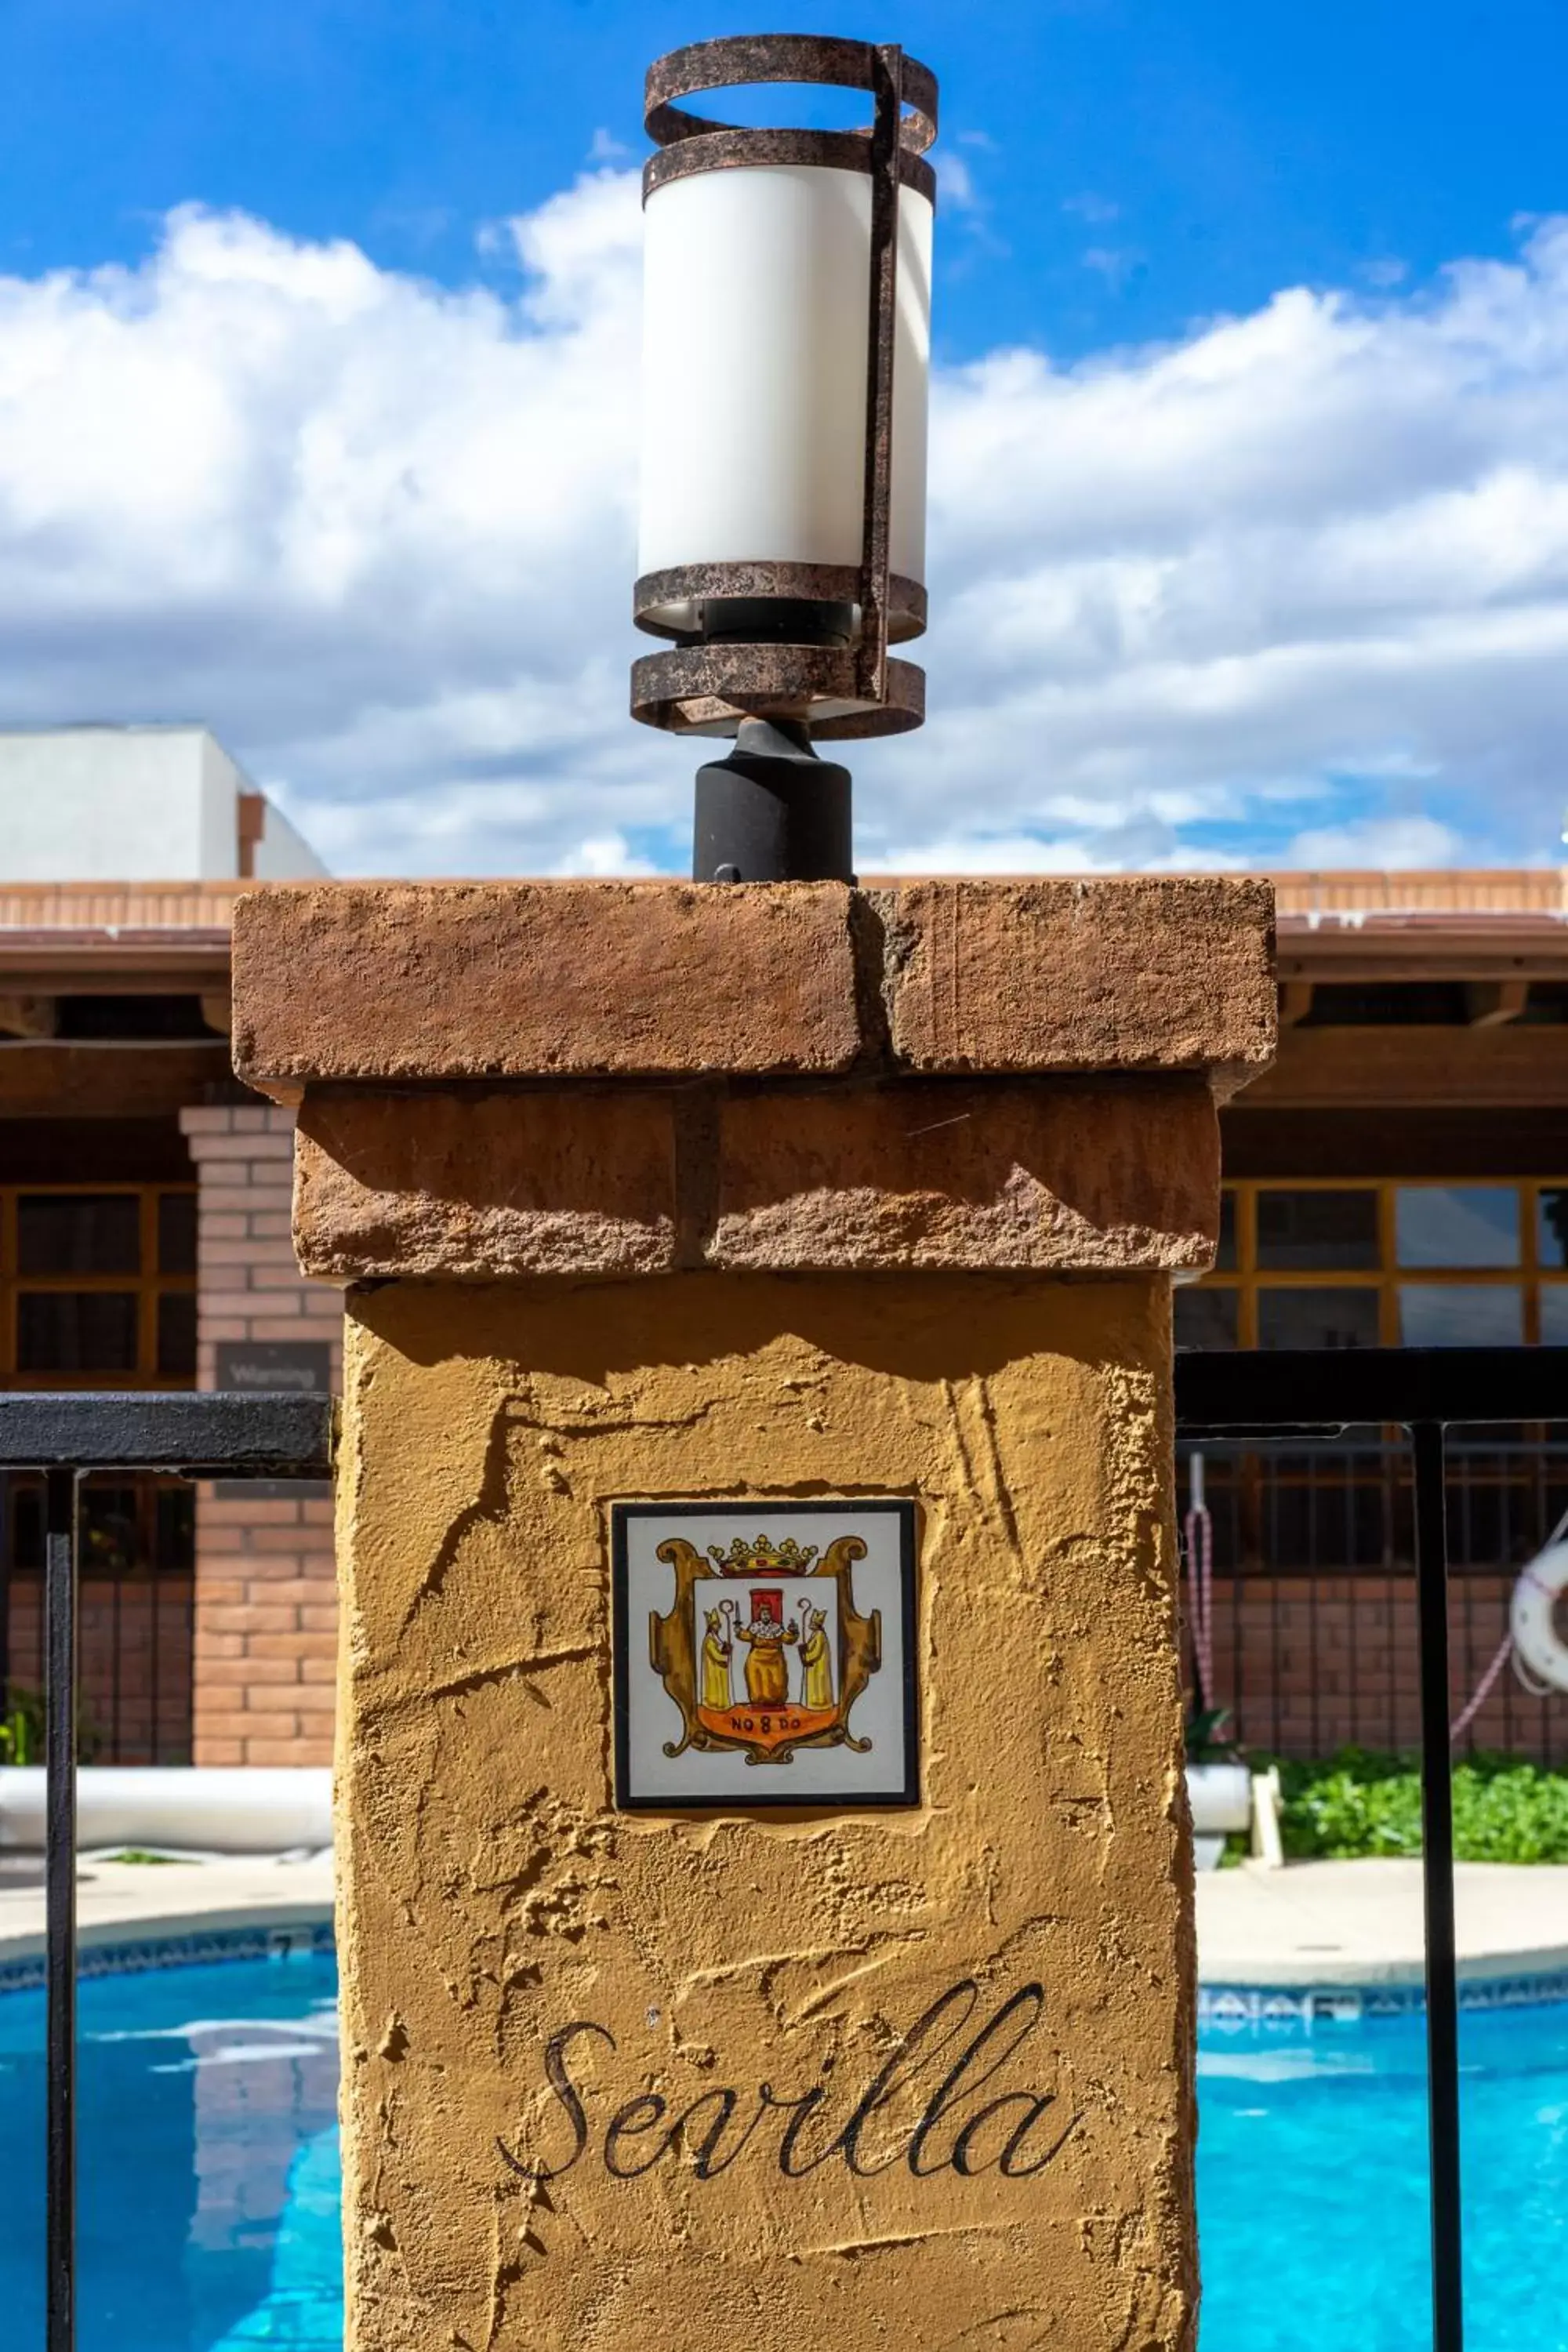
[205,1657,301,1688]
[246,1737,331,1766]
[193,1632,248,1661]
[182,1130,295,1161]
[247,1211,295,1240]
[238,1704,309,1734]
[205,1602,298,1635]
[249,1525,334,1554]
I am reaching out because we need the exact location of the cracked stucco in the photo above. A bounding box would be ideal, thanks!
[333,1269,1196,2351]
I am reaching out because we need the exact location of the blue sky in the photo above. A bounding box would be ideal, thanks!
[5,1,1565,361]
[0,2,1566,875]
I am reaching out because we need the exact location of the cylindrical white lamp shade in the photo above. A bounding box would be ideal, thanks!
[638,165,932,619]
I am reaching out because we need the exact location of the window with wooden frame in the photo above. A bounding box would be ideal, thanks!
[0,1184,198,1388]
[1175,1179,1568,1349]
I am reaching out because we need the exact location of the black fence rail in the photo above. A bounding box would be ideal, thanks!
[1178,1432,1568,1761]
[0,1391,334,2352]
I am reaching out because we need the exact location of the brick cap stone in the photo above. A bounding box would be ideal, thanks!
[232,876,1276,1094]
[232,880,862,1095]
[712,1076,1219,1272]
[296,1088,676,1279]
[291,1076,1220,1280]
[880,876,1276,1096]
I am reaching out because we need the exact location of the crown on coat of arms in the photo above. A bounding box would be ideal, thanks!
[706,1534,819,1577]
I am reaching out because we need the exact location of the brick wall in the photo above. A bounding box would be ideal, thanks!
[1186,1576,1568,1763]
[7,1577,193,1763]
[179,1104,340,1766]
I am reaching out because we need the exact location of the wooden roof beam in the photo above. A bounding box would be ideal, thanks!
[1466,980,1530,1027]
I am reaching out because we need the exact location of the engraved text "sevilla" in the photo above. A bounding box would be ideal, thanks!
[497,1979,1078,2185]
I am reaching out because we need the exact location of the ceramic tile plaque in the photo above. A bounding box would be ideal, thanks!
[612,1500,919,1810]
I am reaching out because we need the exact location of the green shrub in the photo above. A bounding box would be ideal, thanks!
[1272,1748,1568,1864]
[0,1685,45,1766]
[0,1683,103,1766]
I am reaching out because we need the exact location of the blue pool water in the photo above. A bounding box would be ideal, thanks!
[1198,1998,1568,2352]
[1,1957,1566,2350]
[0,1955,341,2352]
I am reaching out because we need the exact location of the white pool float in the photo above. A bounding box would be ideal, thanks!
[1510,1540,1568,1696]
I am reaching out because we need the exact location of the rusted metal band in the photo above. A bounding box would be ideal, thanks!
[633,564,927,644]
[645,34,937,153]
[855,45,902,709]
[644,129,936,205]
[630,644,925,740]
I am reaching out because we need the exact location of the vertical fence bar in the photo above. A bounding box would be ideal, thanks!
[44,1465,77,2352]
[1411,1419,1463,2352]
[0,1469,11,1719]
[1267,1464,1283,1751]
[150,1548,162,1766]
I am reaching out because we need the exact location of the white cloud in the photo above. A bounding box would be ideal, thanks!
[1274,814,1468,870]
[1062,192,1121,225]
[0,183,1566,875]
[939,153,980,213]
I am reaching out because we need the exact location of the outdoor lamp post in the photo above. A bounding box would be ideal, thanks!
[631,34,938,883]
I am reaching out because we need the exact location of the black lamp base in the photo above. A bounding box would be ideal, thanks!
[692,719,852,884]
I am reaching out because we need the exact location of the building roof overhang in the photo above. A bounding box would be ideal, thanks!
[2,869,1566,993]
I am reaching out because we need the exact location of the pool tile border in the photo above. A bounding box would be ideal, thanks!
[2,1930,1566,2016]
[0,1920,335,1994]
[1200,1966,1568,2027]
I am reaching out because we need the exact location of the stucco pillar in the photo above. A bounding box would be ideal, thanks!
[231,876,1274,2352]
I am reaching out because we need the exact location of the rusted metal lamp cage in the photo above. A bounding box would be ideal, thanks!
[631,34,938,882]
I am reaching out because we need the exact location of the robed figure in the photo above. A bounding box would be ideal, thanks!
[737,1590,797,1705]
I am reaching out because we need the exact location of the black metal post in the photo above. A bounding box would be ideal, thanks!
[1412,1420,1464,2352]
[44,1465,77,2352]
[0,1469,11,1716]
[692,718,853,884]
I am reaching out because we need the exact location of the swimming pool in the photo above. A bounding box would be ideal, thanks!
[1198,1995,1568,2352]
[1,1955,1566,2350]
[0,1952,341,2352]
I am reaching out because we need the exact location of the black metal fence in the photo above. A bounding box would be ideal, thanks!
[1,1470,195,1764]
[1178,1430,1568,1761]
[0,1392,333,2352]
[1177,1345,1568,2352]
[12,1352,1568,2352]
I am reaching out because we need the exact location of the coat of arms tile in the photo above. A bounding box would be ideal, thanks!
[612,1501,919,1809]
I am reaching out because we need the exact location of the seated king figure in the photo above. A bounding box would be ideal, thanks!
[736,1590,797,1707]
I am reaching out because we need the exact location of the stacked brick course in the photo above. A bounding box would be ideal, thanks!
[6,1579,192,1763]
[1185,1577,1562,1762]
[179,1103,340,1766]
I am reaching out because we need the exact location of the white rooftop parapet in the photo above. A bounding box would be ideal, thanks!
[0,725,325,882]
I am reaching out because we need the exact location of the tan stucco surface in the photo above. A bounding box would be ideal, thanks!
[334,1271,1196,2352]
